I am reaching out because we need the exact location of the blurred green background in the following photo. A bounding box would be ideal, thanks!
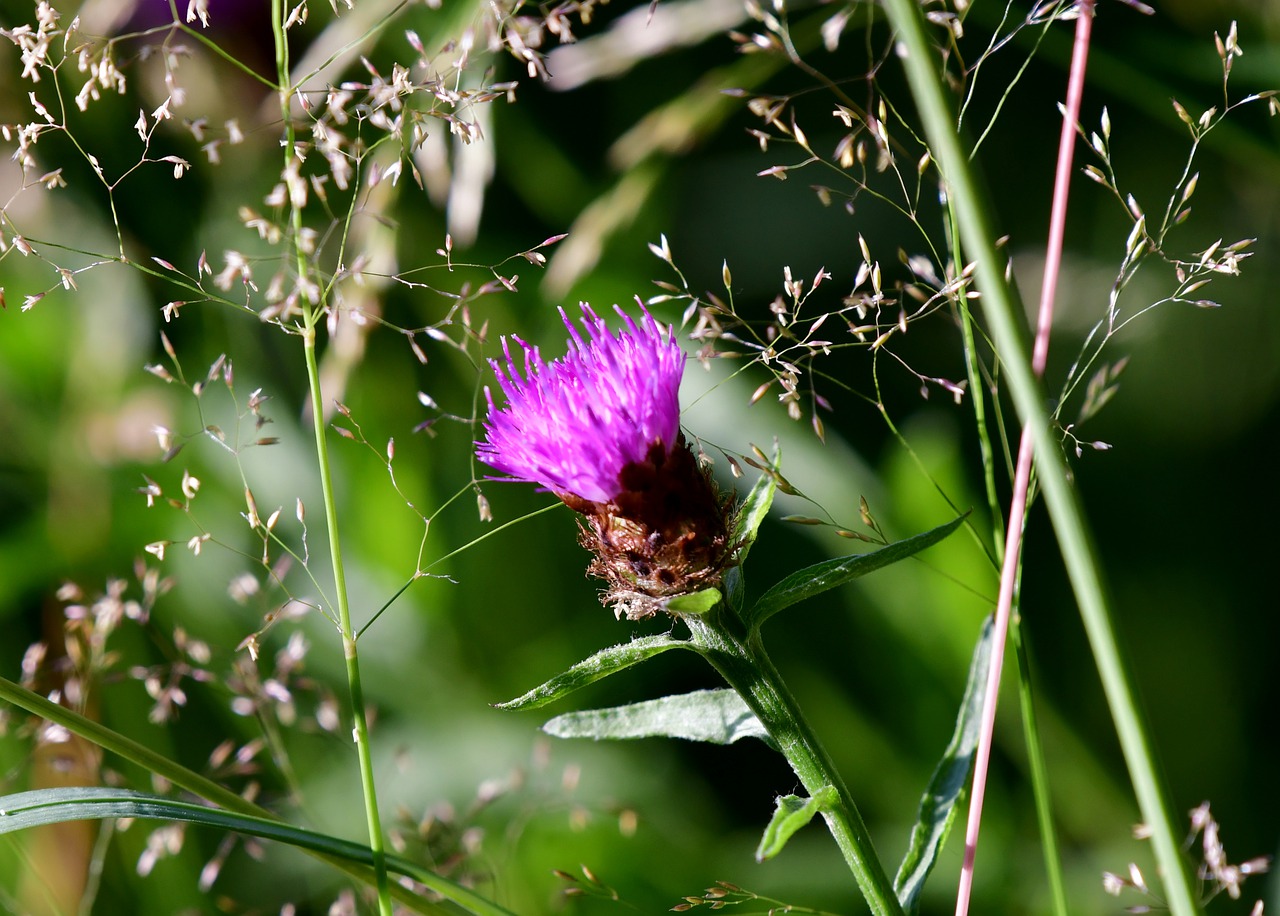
[1,0,1277,914]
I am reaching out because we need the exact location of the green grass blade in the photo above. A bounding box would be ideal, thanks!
[0,787,514,916]
[745,514,967,630]
[894,616,994,913]
[0,676,467,914]
[1011,614,1070,915]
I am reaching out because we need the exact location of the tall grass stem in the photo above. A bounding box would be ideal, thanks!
[272,0,393,910]
[878,2,1199,913]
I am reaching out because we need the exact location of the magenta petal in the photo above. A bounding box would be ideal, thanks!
[476,304,684,504]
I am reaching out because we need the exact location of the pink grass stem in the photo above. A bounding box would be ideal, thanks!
[954,5,1095,915]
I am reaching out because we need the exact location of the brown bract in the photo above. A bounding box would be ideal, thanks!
[561,437,734,620]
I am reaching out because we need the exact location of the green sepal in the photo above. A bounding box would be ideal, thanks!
[724,445,781,612]
[665,587,722,615]
[755,785,839,862]
[893,615,995,912]
[542,688,772,747]
[745,513,968,630]
[493,634,694,711]
[0,787,514,916]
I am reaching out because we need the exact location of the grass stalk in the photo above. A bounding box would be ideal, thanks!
[878,2,1199,913]
[1010,612,1070,915]
[949,203,1069,916]
[301,327,394,916]
[270,0,392,911]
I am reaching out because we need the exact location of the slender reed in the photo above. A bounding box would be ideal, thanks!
[955,6,1095,913]
[877,2,1199,913]
[270,0,393,911]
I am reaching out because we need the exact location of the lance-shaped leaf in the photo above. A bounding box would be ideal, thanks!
[745,513,968,630]
[894,615,995,912]
[0,787,514,916]
[542,688,771,746]
[494,634,695,711]
[755,786,838,862]
[724,445,781,612]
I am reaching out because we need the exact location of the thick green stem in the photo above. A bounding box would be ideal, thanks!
[685,612,904,916]
[301,326,393,916]
[879,3,1198,913]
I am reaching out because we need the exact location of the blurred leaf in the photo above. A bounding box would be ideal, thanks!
[666,587,723,615]
[0,676,451,913]
[893,615,995,912]
[493,634,696,711]
[724,446,781,612]
[542,688,770,746]
[0,787,513,916]
[755,786,838,862]
[746,513,969,630]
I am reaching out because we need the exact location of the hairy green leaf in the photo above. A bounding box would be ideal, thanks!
[0,787,513,916]
[894,615,995,912]
[494,634,695,710]
[542,688,771,746]
[746,513,968,630]
[755,786,838,862]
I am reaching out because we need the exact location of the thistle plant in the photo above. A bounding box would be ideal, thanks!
[483,301,974,916]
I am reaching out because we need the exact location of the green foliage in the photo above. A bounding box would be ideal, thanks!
[0,787,512,916]
[494,635,695,711]
[723,445,782,611]
[745,514,968,630]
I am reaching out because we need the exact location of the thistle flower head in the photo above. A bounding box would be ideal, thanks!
[477,303,731,619]
[477,303,683,504]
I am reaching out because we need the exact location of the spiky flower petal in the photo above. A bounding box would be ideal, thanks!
[477,304,683,504]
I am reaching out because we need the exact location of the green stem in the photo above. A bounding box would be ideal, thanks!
[301,326,394,916]
[1010,612,1069,916]
[949,177,1068,916]
[685,612,904,916]
[269,0,392,909]
[879,3,1198,914]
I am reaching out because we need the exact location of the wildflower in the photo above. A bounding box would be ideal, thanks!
[477,303,731,619]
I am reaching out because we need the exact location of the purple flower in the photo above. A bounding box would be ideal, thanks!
[477,302,732,619]
[477,304,684,504]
